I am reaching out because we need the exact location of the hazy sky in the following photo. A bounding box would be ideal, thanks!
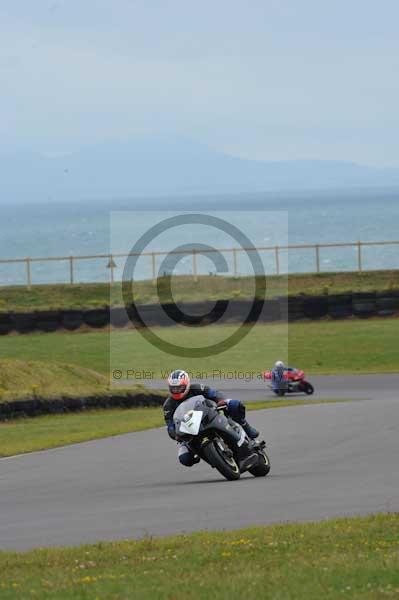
[1,0,398,166]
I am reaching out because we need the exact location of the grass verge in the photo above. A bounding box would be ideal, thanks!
[0,398,354,458]
[0,359,154,405]
[0,318,398,376]
[1,269,399,312]
[0,513,398,599]
[0,359,111,402]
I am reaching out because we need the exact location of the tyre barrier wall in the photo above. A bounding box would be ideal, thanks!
[0,391,165,421]
[0,291,398,335]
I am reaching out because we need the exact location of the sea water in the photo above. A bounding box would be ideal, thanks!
[0,191,398,285]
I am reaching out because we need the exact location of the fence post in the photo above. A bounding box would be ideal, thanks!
[357,241,362,272]
[192,249,198,282]
[109,254,115,284]
[275,246,280,275]
[233,248,238,278]
[25,258,32,289]
[315,244,320,273]
[151,253,156,283]
[69,256,74,285]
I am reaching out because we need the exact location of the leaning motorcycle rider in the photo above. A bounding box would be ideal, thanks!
[271,360,295,393]
[163,369,259,467]
[271,360,286,384]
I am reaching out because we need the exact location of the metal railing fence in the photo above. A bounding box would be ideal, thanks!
[1,239,399,289]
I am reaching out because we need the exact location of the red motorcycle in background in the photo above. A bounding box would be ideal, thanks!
[263,368,315,396]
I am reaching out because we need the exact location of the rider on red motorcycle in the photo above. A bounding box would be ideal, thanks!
[271,360,294,387]
[269,361,314,395]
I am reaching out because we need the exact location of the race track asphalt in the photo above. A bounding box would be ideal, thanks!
[144,373,399,401]
[1,375,398,551]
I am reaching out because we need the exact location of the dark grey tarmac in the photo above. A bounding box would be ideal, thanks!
[1,375,398,550]
[144,373,399,400]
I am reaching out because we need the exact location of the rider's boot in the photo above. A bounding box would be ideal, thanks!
[241,420,259,439]
[178,444,201,467]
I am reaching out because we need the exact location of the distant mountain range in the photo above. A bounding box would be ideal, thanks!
[1,137,399,203]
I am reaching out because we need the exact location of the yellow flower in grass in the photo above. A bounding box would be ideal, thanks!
[227,538,252,546]
[77,576,98,584]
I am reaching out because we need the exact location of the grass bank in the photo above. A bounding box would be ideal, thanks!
[0,513,398,599]
[0,398,348,458]
[0,318,397,376]
[0,359,111,402]
[1,269,399,312]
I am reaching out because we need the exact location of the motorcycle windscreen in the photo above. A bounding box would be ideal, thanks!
[174,395,207,435]
[178,410,203,435]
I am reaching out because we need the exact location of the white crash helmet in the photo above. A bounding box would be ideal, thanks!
[275,360,285,368]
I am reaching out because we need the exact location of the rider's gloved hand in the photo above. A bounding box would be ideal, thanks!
[167,424,176,440]
[216,399,228,412]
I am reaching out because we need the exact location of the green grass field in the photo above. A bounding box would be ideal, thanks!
[0,513,397,599]
[0,318,397,378]
[0,398,350,457]
[1,269,398,312]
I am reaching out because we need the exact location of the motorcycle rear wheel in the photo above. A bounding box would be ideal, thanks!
[202,440,240,481]
[249,450,271,477]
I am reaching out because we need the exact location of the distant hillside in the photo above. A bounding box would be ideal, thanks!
[1,137,399,203]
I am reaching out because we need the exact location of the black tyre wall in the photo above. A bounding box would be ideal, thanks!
[303,296,328,319]
[13,312,37,333]
[0,391,165,420]
[0,314,14,335]
[352,292,377,318]
[287,296,306,321]
[62,310,84,330]
[35,310,62,332]
[376,291,399,316]
[328,294,353,319]
[110,307,130,328]
[83,308,110,328]
[261,299,281,322]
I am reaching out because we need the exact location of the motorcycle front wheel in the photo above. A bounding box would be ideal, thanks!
[304,382,314,395]
[249,450,271,477]
[202,440,240,481]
